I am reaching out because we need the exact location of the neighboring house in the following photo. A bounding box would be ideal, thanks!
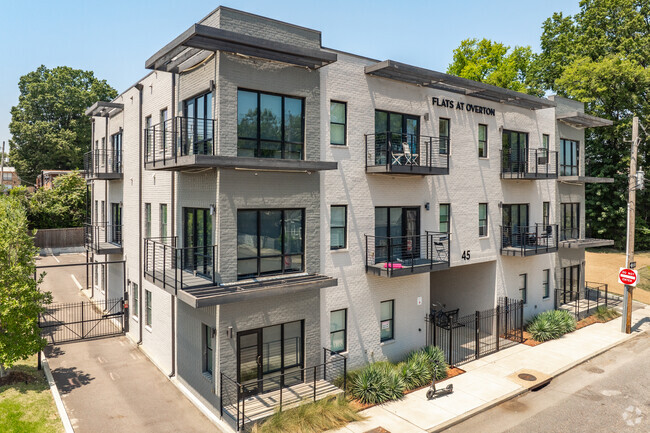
[0,166,20,190]
[36,170,78,189]
[84,6,614,431]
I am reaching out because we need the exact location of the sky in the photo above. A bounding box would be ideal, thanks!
[0,0,582,150]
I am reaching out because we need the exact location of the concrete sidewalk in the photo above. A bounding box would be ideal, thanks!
[331,306,650,433]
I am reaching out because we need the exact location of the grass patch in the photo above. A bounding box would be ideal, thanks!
[527,310,576,342]
[638,266,650,291]
[593,306,621,321]
[0,355,63,433]
[251,395,364,433]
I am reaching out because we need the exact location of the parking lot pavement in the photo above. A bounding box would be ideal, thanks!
[37,253,91,303]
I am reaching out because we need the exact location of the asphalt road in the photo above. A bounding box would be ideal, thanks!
[446,330,650,433]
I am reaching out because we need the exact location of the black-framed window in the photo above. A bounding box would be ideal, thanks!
[439,204,450,233]
[560,139,579,176]
[478,124,488,158]
[479,203,488,237]
[145,289,152,327]
[182,91,213,155]
[203,324,214,376]
[439,118,450,154]
[519,273,527,304]
[160,204,168,239]
[144,203,151,239]
[380,300,394,342]
[237,89,304,160]
[330,205,347,250]
[543,202,550,228]
[330,101,346,145]
[374,110,420,165]
[330,309,347,353]
[145,116,152,156]
[237,209,305,279]
[561,203,580,240]
[543,269,550,299]
[132,283,139,319]
[562,265,580,297]
[542,134,549,152]
[160,108,168,150]
[375,207,420,262]
[111,131,122,172]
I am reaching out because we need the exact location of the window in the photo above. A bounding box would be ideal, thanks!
[330,101,346,145]
[160,204,168,239]
[439,118,450,154]
[478,124,488,158]
[330,205,347,250]
[519,274,527,304]
[237,209,305,279]
[237,89,304,159]
[439,204,450,233]
[543,269,550,299]
[560,203,580,240]
[111,132,122,172]
[160,108,168,150]
[203,324,214,376]
[374,110,420,166]
[2,173,11,181]
[542,134,549,152]
[145,290,152,328]
[94,200,98,224]
[183,92,213,155]
[132,283,139,319]
[145,203,151,239]
[560,139,579,176]
[101,200,105,223]
[380,300,394,342]
[543,202,550,228]
[375,207,420,262]
[145,116,152,156]
[330,309,347,353]
[479,203,488,237]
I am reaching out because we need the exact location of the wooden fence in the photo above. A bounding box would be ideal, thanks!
[32,228,84,248]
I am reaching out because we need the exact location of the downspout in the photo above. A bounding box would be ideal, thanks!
[170,72,177,377]
[136,83,144,345]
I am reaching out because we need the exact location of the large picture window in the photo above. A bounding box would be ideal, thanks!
[237,89,304,160]
[560,139,579,176]
[237,209,305,279]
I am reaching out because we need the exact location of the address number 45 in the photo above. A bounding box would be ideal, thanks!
[461,250,471,261]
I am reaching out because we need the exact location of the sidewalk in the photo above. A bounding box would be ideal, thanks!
[331,305,650,433]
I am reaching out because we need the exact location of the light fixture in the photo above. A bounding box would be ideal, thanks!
[424,113,430,121]
[425,202,430,211]
[226,326,233,339]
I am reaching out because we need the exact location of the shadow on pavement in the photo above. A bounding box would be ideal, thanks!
[43,345,66,359]
[51,366,95,394]
[631,317,650,332]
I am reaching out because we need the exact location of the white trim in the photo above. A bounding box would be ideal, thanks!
[42,356,75,433]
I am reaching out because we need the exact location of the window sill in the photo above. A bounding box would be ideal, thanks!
[145,325,153,333]
[330,144,348,148]
[202,371,213,383]
[132,316,139,322]
[479,235,489,240]
[380,339,396,346]
[330,248,349,253]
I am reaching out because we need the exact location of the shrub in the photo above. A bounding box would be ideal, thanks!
[594,306,620,321]
[527,309,577,342]
[348,362,404,404]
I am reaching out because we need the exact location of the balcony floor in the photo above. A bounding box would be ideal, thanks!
[366,165,449,176]
[367,258,449,277]
[145,154,337,172]
[501,245,558,257]
[501,172,558,180]
[86,173,123,180]
[559,238,615,249]
[89,242,123,255]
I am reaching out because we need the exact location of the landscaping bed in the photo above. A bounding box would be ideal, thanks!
[524,307,620,345]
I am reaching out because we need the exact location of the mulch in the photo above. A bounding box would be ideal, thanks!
[0,371,37,386]
[520,312,620,346]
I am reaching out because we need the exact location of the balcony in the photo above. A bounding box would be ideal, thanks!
[365,132,449,175]
[500,224,558,256]
[501,149,558,179]
[144,116,336,173]
[84,223,123,255]
[559,227,614,249]
[84,149,123,180]
[365,232,450,277]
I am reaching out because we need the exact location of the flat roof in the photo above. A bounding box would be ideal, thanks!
[145,23,337,73]
[365,60,556,110]
[556,112,613,128]
[85,101,124,117]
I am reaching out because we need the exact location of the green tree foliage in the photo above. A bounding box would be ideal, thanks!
[9,65,117,184]
[447,38,543,96]
[0,195,51,377]
[27,172,87,229]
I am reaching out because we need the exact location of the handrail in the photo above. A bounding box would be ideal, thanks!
[500,223,558,255]
[84,222,123,249]
[84,148,123,177]
[364,131,449,172]
[500,148,558,178]
[365,232,449,276]
[144,116,216,166]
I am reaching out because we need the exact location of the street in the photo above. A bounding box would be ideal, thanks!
[446,330,650,433]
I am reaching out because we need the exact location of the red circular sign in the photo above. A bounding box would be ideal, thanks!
[619,268,637,285]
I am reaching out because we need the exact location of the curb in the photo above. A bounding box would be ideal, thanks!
[42,354,75,433]
[427,329,644,433]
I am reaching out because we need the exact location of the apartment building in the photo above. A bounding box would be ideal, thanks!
[1,167,20,189]
[84,6,613,430]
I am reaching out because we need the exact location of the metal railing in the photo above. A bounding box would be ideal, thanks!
[365,232,450,276]
[555,282,614,320]
[501,148,558,178]
[365,132,449,173]
[143,236,217,294]
[84,222,123,250]
[220,348,347,432]
[500,224,558,255]
[84,149,122,177]
[145,117,216,166]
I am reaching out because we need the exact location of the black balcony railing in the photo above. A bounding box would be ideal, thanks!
[144,236,217,294]
[84,149,122,177]
[365,232,449,276]
[145,117,216,166]
[501,148,558,179]
[560,226,580,241]
[365,132,449,174]
[500,224,558,256]
[84,222,123,250]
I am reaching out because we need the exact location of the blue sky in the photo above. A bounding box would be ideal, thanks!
[0,0,581,148]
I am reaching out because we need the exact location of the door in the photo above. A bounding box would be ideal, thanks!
[374,111,420,166]
[111,203,122,245]
[183,208,213,277]
[183,93,213,156]
[374,207,420,263]
[405,116,419,163]
[237,329,262,397]
[562,265,580,303]
[503,131,528,173]
[502,204,528,247]
[112,133,122,173]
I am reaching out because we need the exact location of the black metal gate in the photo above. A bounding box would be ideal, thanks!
[425,297,524,367]
[39,298,124,344]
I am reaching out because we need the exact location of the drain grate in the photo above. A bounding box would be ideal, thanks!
[518,373,537,381]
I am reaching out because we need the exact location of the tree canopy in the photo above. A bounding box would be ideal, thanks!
[9,65,117,184]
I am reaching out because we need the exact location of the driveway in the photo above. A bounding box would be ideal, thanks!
[38,254,222,433]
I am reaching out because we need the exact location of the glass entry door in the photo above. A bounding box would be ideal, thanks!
[375,111,420,165]
[237,329,262,397]
[375,207,421,263]
[502,130,528,173]
[182,92,213,156]
[502,204,528,247]
[111,203,122,245]
[183,208,212,277]
[562,265,580,303]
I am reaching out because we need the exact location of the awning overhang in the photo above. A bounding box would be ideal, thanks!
[85,101,124,117]
[559,176,615,184]
[365,60,555,110]
[145,24,337,73]
[560,238,615,249]
[556,112,613,128]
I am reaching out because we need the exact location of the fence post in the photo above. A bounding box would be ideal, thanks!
[587,286,590,315]
[313,366,317,402]
[448,322,453,366]
[605,284,608,307]
[219,373,223,418]
[81,303,85,339]
[343,357,347,396]
[475,310,480,360]
[496,304,500,351]
[519,300,524,342]
[323,348,327,380]
[433,314,437,346]
[239,384,243,432]
[576,289,580,319]
[504,297,509,338]
[280,380,283,412]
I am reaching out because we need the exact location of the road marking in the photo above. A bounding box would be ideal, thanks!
[130,353,137,360]
[70,274,82,290]
[97,356,106,364]
[109,372,120,381]
[52,254,60,263]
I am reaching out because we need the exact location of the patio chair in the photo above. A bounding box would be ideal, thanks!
[391,148,405,166]
[433,236,448,262]
[402,142,419,166]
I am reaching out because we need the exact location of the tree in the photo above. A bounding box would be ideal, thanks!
[447,38,543,96]
[9,66,117,184]
[0,195,51,377]
[28,171,87,229]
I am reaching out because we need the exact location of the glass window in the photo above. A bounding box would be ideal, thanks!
[160,204,168,239]
[3,173,12,181]
[380,300,394,342]
[478,124,488,158]
[132,283,139,319]
[543,202,550,229]
[543,269,550,299]
[145,116,152,157]
[439,204,450,233]
[439,118,450,154]
[519,274,527,304]
[561,203,580,240]
[160,108,168,149]
[145,289,152,327]
[479,203,488,237]
[237,89,304,159]
[330,101,347,145]
[560,139,579,176]
[330,205,347,250]
[182,92,213,156]
[542,134,549,151]
[330,309,347,353]
[145,203,151,239]
[203,324,214,376]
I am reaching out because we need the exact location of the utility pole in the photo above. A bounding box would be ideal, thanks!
[622,116,639,334]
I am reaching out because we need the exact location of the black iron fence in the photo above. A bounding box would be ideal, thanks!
[426,297,524,367]
[365,232,449,275]
[84,149,122,177]
[501,148,558,179]
[555,281,614,320]
[84,222,123,249]
[221,348,347,431]
[365,132,449,173]
[39,298,124,344]
[144,236,217,293]
[145,117,216,165]
[501,224,558,255]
